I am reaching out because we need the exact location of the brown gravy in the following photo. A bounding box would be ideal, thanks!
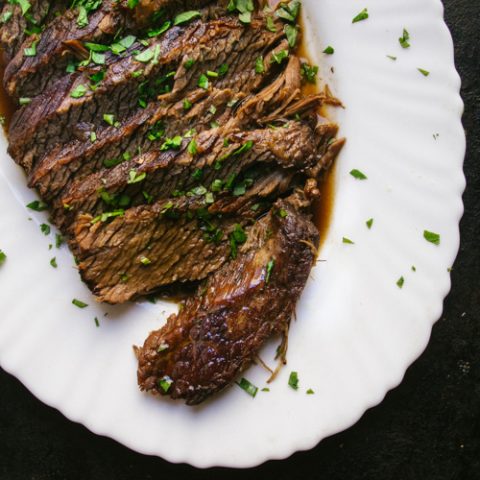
[297,22,337,249]
[0,61,16,133]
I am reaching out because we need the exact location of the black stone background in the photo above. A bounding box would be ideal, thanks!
[0,1,478,478]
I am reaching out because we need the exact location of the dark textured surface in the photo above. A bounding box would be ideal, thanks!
[0,0,478,478]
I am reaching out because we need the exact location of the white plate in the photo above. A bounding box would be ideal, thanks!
[0,0,465,469]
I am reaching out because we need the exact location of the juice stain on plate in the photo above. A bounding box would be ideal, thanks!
[298,18,337,249]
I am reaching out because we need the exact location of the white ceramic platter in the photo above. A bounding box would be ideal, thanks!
[0,0,465,469]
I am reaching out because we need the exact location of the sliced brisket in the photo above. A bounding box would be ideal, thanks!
[4,1,231,99]
[54,120,322,229]
[119,0,220,27]
[136,192,319,405]
[0,0,61,61]
[71,181,280,304]
[4,0,125,99]
[9,14,285,173]
[29,87,240,203]
[28,53,303,206]
[1,0,346,406]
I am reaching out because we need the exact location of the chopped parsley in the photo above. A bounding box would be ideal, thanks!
[160,135,183,150]
[198,74,209,90]
[275,0,301,22]
[342,237,355,245]
[72,298,88,309]
[237,377,258,398]
[15,0,32,15]
[55,234,64,248]
[306,388,315,395]
[184,58,195,69]
[366,218,374,229]
[1,11,13,24]
[0,249,6,266]
[157,375,173,393]
[40,223,51,235]
[423,230,440,245]
[284,24,298,48]
[233,140,254,156]
[350,169,367,180]
[255,56,265,74]
[140,256,152,265]
[127,169,147,184]
[396,276,405,289]
[187,139,198,155]
[271,49,289,64]
[352,8,369,23]
[134,47,155,63]
[27,200,48,211]
[50,257,57,268]
[24,40,38,57]
[70,84,88,98]
[91,209,125,224]
[218,63,229,76]
[228,0,255,24]
[147,21,171,38]
[173,10,201,26]
[418,68,430,77]
[323,46,334,55]
[229,224,247,259]
[266,16,276,32]
[288,371,299,390]
[265,259,275,283]
[103,113,119,127]
[74,0,103,28]
[301,63,318,83]
[399,28,410,48]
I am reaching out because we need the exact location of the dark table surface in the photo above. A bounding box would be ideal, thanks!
[1,1,478,479]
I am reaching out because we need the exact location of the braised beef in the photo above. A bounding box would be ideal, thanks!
[1,0,345,405]
[136,192,319,404]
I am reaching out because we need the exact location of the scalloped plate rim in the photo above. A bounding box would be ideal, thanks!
[0,0,466,469]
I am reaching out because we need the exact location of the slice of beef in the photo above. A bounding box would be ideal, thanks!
[71,169,292,304]
[4,0,230,99]
[4,0,125,99]
[55,121,323,230]
[8,14,285,173]
[136,192,319,405]
[29,87,240,203]
[0,0,60,61]
[73,198,238,304]
[119,0,221,27]
[29,52,300,206]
